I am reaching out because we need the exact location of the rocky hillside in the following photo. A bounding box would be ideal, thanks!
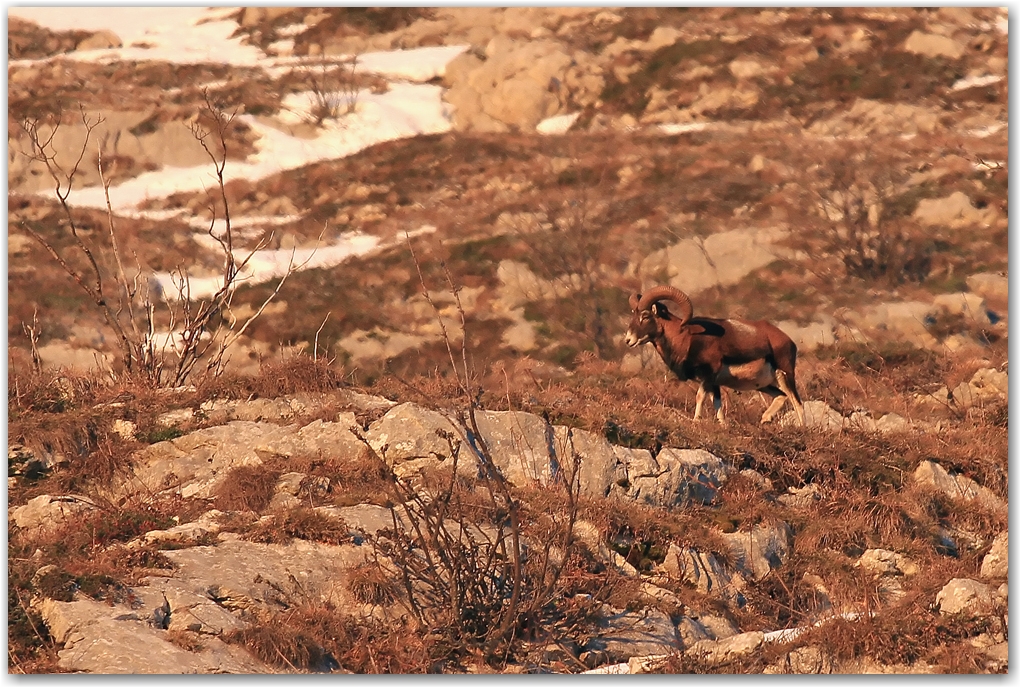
[7,7,1009,674]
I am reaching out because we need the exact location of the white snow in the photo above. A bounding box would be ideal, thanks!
[64,82,454,213]
[659,122,709,135]
[150,225,437,302]
[10,7,465,308]
[951,74,1003,91]
[355,46,470,82]
[10,9,463,214]
[536,112,580,135]
[8,7,265,66]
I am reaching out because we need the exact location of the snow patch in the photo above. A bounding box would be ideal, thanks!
[9,7,264,66]
[151,225,437,302]
[659,122,709,135]
[951,74,1003,91]
[356,45,470,82]
[536,112,580,135]
[64,82,454,212]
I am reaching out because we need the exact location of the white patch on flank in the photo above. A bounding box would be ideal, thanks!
[728,320,759,336]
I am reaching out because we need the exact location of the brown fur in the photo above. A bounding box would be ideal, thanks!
[626,291,806,425]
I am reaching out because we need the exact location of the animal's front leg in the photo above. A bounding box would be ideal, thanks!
[694,383,707,420]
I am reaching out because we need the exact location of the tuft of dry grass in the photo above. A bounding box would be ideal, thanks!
[347,562,399,606]
[243,508,352,546]
[224,605,432,673]
[212,466,281,514]
[166,628,205,653]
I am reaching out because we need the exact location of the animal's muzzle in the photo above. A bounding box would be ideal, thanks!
[624,331,643,347]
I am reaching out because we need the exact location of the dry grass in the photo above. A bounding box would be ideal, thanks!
[243,508,352,546]
[213,465,281,514]
[224,605,431,673]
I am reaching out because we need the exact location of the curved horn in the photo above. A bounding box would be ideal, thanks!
[637,285,693,324]
[629,293,641,310]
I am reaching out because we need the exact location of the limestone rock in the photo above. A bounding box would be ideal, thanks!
[76,30,122,51]
[659,545,732,595]
[980,531,1008,579]
[10,494,97,532]
[689,631,764,666]
[853,301,938,348]
[551,425,626,497]
[766,645,835,674]
[846,411,878,432]
[638,228,786,296]
[784,400,843,431]
[157,408,195,428]
[472,409,555,487]
[618,447,731,508]
[35,596,270,673]
[722,521,791,581]
[619,345,669,375]
[777,482,823,508]
[774,318,836,353]
[903,30,966,59]
[875,413,912,433]
[326,503,395,538]
[963,367,1008,405]
[198,397,307,424]
[936,578,997,616]
[136,510,226,549]
[496,259,580,309]
[676,614,739,650]
[855,549,919,577]
[808,99,939,137]
[966,272,1007,303]
[162,538,373,617]
[365,403,461,464]
[11,111,215,195]
[913,192,995,227]
[585,606,679,663]
[444,38,589,132]
[120,421,299,500]
[932,292,991,326]
[913,460,1006,514]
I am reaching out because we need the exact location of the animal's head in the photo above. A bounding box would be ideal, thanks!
[625,285,694,348]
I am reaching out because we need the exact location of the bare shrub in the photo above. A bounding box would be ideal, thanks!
[507,167,621,358]
[340,238,591,667]
[812,139,932,285]
[304,57,360,126]
[15,94,307,388]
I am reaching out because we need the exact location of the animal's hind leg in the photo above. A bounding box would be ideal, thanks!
[713,388,726,424]
[758,385,787,421]
[775,370,805,426]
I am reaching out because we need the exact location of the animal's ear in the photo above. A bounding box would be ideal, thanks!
[684,323,708,336]
[651,302,669,318]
